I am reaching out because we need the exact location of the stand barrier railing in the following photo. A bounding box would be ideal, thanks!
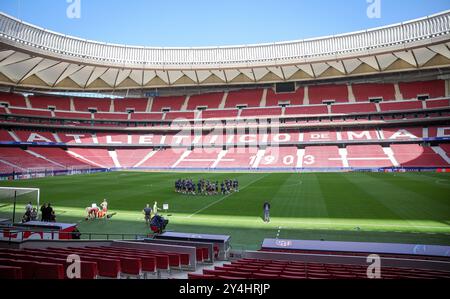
[0,227,149,243]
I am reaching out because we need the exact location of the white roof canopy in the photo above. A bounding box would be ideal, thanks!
[0,11,449,90]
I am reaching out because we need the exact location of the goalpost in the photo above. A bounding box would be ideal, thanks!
[0,187,40,224]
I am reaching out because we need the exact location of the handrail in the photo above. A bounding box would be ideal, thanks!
[0,11,449,68]
[0,227,148,242]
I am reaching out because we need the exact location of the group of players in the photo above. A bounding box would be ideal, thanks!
[175,178,239,196]
[85,199,109,220]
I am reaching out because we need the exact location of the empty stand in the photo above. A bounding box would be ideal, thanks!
[114,98,148,112]
[95,245,190,269]
[58,132,97,144]
[95,132,130,144]
[308,84,348,104]
[259,147,298,168]
[0,129,14,142]
[115,149,153,168]
[0,248,117,278]
[9,108,52,118]
[215,148,259,169]
[390,144,449,167]
[14,130,57,143]
[187,92,224,110]
[379,101,422,112]
[440,144,450,155]
[28,147,92,168]
[0,244,195,278]
[0,82,447,122]
[352,83,396,101]
[94,112,129,120]
[0,256,64,279]
[265,88,304,107]
[331,103,377,114]
[345,145,393,167]
[29,95,71,111]
[188,258,450,279]
[426,99,450,109]
[428,126,450,138]
[381,127,423,140]
[399,80,445,99]
[130,112,163,121]
[138,149,184,168]
[54,111,92,119]
[240,107,282,118]
[0,265,22,279]
[1,128,447,171]
[0,160,17,174]
[225,89,263,108]
[67,148,115,168]
[165,111,196,120]
[151,96,186,112]
[199,109,238,119]
[0,147,62,170]
[73,97,112,112]
[302,146,343,168]
[175,148,222,168]
[0,92,27,107]
[285,105,328,115]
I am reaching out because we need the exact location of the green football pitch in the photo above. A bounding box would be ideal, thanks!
[1,171,449,249]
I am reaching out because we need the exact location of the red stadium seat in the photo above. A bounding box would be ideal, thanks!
[352,83,396,101]
[0,258,37,279]
[188,273,215,279]
[285,105,328,115]
[0,92,27,107]
[9,108,52,117]
[73,97,112,112]
[265,88,304,107]
[379,101,422,112]
[29,95,71,111]
[309,84,348,104]
[114,98,148,112]
[34,262,65,279]
[253,273,280,279]
[151,96,186,112]
[399,80,445,99]
[187,92,224,110]
[0,265,22,279]
[198,109,238,119]
[225,89,263,108]
[280,274,307,279]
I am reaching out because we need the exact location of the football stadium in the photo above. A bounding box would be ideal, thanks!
[0,0,449,284]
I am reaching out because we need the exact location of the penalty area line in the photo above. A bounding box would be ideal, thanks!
[187,174,268,218]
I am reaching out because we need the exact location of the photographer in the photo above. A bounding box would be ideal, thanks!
[150,214,169,234]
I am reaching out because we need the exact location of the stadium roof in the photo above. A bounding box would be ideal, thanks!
[0,10,449,91]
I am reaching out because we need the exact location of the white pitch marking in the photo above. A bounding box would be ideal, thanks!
[180,215,450,230]
[435,179,450,187]
[187,174,268,218]
[284,181,302,187]
[276,226,282,239]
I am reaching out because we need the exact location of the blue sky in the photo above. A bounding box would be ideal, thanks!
[1,0,449,47]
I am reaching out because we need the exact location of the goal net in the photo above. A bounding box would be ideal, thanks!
[0,187,40,224]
